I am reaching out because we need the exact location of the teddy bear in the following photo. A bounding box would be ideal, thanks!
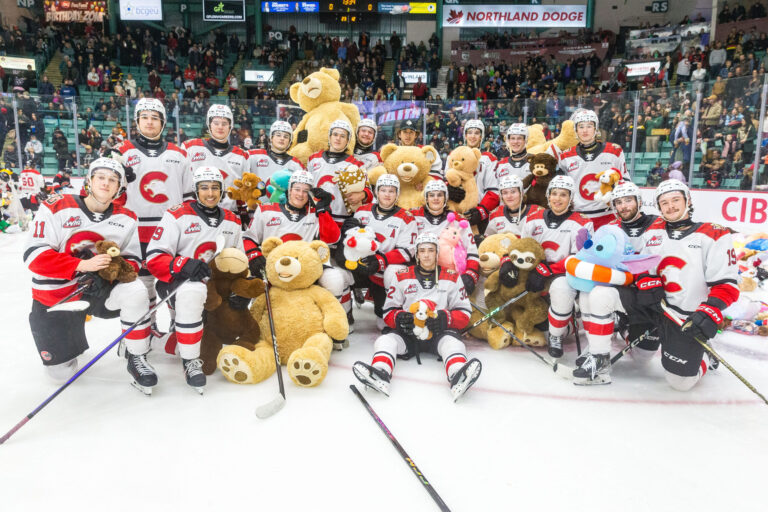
[445,146,481,214]
[526,120,579,156]
[409,300,438,340]
[343,225,381,270]
[227,172,266,210]
[483,237,549,348]
[523,153,559,208]
[216,238,349,387]
[265,169,293,204]
[287,67,362,165]
[593,168,623,204]
[94,240,138,283]
[367,144,438,210]
[199,248,265,375]
[438,212,469,274]
[333,165,369,214]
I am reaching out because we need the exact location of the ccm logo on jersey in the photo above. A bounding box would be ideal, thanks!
[63,216,82,228]
[185,222,202,234]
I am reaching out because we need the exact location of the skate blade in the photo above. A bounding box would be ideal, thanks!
[333,339,350,351]
[452,360,482,402]
[130,381,153,396]
[573,374,612,386]
[352,364,390,397]
[255,395,286,419]
[192,387,205,395]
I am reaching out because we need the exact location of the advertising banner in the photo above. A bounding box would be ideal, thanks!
[443,4,587,28]
[119,0,163,21]
[45,1,107,23]
[203,0,245,21]
[450,43,608,67]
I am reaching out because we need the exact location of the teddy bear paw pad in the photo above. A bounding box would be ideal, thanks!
[289,359,325,387]
[219,355,252,383]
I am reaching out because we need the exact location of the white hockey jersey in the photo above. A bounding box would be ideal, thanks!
[485,204,545,237]
[23,194,141,306]
[145,201,243,283]
[114,139,190,244]
[355,203,418,286]
[609,213,658,254]
[246,148,304,182]
[183,139,249,212]
[495,154,531,181]
[557,143,628,217]
[520,208,594,266]
[18,168,46,199]
[475,151,499,206]
[352,148,383,171]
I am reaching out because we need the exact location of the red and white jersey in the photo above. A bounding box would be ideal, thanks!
[246,148,303,182]
[309,151,369,227]
[355,204,418,285]
[485,204,545,237]
[183,139,249,212]
[18,168,46,199]
[495,154,530,181]
[24,194,141,306]
[243,202,340,260]
[640,220,739,316]
[475,151,500,212]
[411,207,480,279]
[520,208,593,266]
[557,142,628,217]
[145,202,243,283]
[608,213,658,254]
[114,140,190,244]
[383,266,471,330]
[352,148,383,171]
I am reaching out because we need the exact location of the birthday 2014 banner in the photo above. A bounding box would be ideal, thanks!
[443,4,587,28]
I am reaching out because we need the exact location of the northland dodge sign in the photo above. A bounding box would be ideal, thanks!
[443,4,587,28]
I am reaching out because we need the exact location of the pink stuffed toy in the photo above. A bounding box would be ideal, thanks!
[438,212,469,274]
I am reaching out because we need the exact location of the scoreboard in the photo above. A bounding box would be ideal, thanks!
[320,1,378,12]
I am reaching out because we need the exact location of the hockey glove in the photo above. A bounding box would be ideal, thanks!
[228,294,251,310]
[358,254,386,276]
[425,310,450,334]
[36,190,48,203]
[634,274,666,306]
[461,273,476,295]
[171,257,211,282]
[681,302,724,341]
[81,272,115,302]
[525,262,554,293]
[498,259,519,288]
[310,187,333,214]
[446,184,466,203]
[465,206,489,226]
[124,165,136,184]
[395,311,415,336]
[249,254,267,278]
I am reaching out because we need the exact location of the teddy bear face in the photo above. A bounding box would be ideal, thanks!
[531,163,549,177]
[289,68,341,111]
[477,233,518,276]
[527,153,558,177]
[446,146,482,177]
[211,248,249,279]
[261,238,330,289]
[379,144,436,184]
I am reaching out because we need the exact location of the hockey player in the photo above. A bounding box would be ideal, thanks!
[183,104,249,213]
[51,168,72,194]
[352,118,383,171]
[352,232,481,401]
[23,158,153,389]
[484,175,545,238]
[557,109,628,229]
[511,175,593,358]
[114,97,190,335]
[18,166,47,213]
[145,166,244,392]
[461,119,501,232]
[410,179,480,295]
[494,124,531,181]
[247,120,303,182]
[396,119,445,180]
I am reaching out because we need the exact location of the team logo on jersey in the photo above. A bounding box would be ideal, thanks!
[191,152,205,162]
[255,158,269,167]
[645,235,662,247]
[194,241,217,262]
[66,230,105,257]
[404,284,418,295]
[126,155,141,167]
[532,226,543,236]
[266,216,282,227]
[579,174,600,200]
[140,171,170,204]
[360,217,370,226]
[185,222,202,234]
[62,216,82,228]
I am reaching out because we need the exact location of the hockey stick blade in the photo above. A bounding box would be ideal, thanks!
[47,300,91,313]
[255,394,285,419]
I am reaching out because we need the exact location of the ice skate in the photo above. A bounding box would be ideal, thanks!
[573,353,612,385]
[352,361,391,396]
[333,338,350,351]
[127,353,158,396]
[353,288,366,308]
[548,333,564,359]
[450,358,482,402]
[182,358,206,394]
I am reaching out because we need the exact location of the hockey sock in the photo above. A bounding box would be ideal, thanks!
[371,351,395,375]
[444,353,468,379]
[548,307,572,337]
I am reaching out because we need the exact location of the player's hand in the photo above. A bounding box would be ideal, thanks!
[76,253,112,272]
[634,274,665,306]
[525,262,553,292]
[460,273,476,295]
[228,294,251,310]
[310,187,333,214]
[464,206,487,225]
[171,257,211,282]
[124,165,136,184]
[396,311,415,336]
[682,302,724,341]
[81,272,114,301]
[446,184,466,203]
[425,310,449,334]
[248,254,267,278]
[358,254,385,276]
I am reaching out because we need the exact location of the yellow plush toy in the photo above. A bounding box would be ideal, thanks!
[216,238,348,387]
[593,168,623,204]
[367,144,438,210]
[288,67,362,165]
[333,165,368,214]
[409,300,438,340]
[227,172,266,211]
[526,120,579,156]
[445,146,482,214]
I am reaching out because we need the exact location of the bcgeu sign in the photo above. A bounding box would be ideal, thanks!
[443,4,587,28]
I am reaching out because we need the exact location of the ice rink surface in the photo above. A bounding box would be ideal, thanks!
[1,230,767,512]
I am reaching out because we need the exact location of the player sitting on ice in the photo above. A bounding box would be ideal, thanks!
[353,232,481,401]
[145,166,244,394]
[483,174,545,240]
[24,158,151,385]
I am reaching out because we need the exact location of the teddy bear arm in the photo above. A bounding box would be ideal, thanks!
[117,259,138,282]
[204,280,223,311]
[367,165,387,186]
[231,278,266,299]
[307,287,349,340]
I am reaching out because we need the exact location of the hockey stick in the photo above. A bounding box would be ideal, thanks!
[660,300,768,406]
[553,327,659,375]
[350,385,451,512]
[469,301,573,379]
[255,268,286,419]
[461,290,528,335]
[0,236,226,445]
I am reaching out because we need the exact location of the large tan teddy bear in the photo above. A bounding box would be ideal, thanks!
[526,120,578,156]
[288,67,361,165]
[216,238,348,387]
[367,144,438,210]
[483,237,549,349]
[445,145,481,214]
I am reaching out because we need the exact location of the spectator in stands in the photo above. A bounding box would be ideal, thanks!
[38,75,54,104]
[702,95,723,127]
[24,133,43,161]
[52,129,69,170]
[3,142,18,169]
[672,117,693,168]
[667,160,688,183]
[749,1,767,19]
[691,62,707,89]
[642,68,658,89]
[87,67,100,91]
[676,53,692,82]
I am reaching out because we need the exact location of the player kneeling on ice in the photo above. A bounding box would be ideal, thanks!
[24,158,151,385]
[145,166,244,394]
[353,233,481,401]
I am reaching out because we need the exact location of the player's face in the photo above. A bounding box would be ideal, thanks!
[271,131,291,152]
[398,129,417,146]
[426,191,445,213]
[501,187,522,210]
[329,129,349,152]
[613,196,639,222]
[507,134,526,153]
[548,189,571,215]
[209,118,231,142]
[288,182,310,208]
[377,185,398,209]
[357,126,375,146]
[658,191,689,222]
[417,244,437,271]
[89,170,120,202]
[465,128,482,148]
[138,111,163,139]
[196,181,222,208]
[577,122,597,144]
